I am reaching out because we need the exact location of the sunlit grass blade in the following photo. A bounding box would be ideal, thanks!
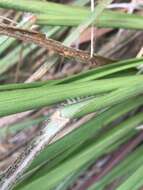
[1,0,143,30]
[116,161,143,190]
[0,75,143,117]
[37,10,143,30]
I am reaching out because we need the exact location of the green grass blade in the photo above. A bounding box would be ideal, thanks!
[15,112,143,190]
[0,76,143,117]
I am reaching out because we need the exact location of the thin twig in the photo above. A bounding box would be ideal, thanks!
[90,0,95,58]
[0,24,113,66]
